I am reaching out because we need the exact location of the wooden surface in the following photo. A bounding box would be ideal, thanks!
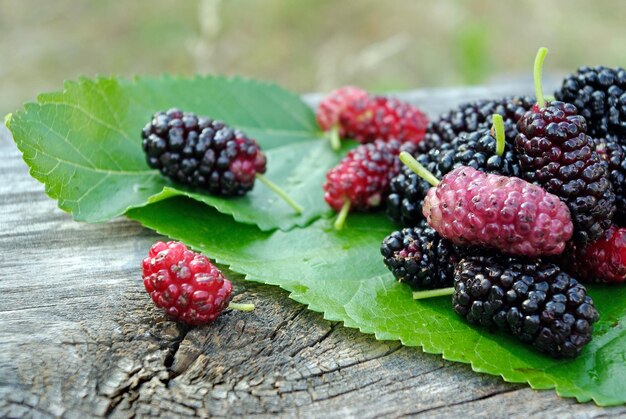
[2,85,626,418]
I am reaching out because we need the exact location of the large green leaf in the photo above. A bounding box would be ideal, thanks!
[7,76,334,230]
[127,197,626,407]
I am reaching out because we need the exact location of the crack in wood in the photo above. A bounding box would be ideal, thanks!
[402,386,523,416]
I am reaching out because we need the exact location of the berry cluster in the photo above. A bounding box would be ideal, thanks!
[376,48,626,358]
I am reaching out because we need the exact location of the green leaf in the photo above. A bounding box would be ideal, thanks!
[127,197,626,406]
[7,76,333,230]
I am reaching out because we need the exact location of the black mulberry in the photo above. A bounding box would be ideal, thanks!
[555,66,626,144]
[515,101,616,242]
[453,255,599,358]
[381,221,463,289]
[142,108,266,196]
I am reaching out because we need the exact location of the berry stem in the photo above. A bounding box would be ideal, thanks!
[229,302,256,312]
[534,47,549,108]
[412,287,454,300]
[493,114,505,157]
[334,199,351,230]
[399,151,440,187]
[255,174,304,214]
[329,125,341,150]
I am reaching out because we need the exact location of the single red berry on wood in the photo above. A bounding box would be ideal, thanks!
[141,241,233,325]
[339,96,428,145]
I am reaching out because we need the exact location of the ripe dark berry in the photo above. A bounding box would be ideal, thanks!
[142,109,267,196]
[387,150,445,227]
[515,101,616,242]
[555,66,626,143]
[381,221,463,289]
[560,225,626,284]
[427,96,535,148]
[324,140,413,215]
[592,136,626,225]
[338,96,428,145]
[421,165,573,257]
[141,241,233,325]
[316,86,368,131]
[387,121,522,227]
[453,255,599,358]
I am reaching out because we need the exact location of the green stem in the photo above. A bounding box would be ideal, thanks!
[412,287,454,300]
[534,47,548,108]
[399,151,440,187]
[255,173,303,214]
[229,302,256,312]
[328,125,341,150]
[492,114,505,157]
[334,199,351,230]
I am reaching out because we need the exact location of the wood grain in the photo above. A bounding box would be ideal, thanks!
[2,85,626,418]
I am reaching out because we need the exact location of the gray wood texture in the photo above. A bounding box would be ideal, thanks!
[2,85,626,418]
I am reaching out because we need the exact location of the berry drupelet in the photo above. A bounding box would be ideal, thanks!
[142,108,302,212]
[380,221,463,290]
[452,255,599,358]
[515,49,615,243]
[555,66,626,143]
[338,96,428,145]
[141,241,253,325]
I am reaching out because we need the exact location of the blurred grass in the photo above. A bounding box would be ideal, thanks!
[2,0,626,116]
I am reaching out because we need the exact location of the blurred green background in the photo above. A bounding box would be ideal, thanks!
[2,0,626,116]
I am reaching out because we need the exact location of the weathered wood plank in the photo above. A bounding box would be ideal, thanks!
[2,85,626,418]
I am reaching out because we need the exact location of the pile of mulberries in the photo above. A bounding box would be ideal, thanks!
[314,66,620,358]
[375,49,626,359]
